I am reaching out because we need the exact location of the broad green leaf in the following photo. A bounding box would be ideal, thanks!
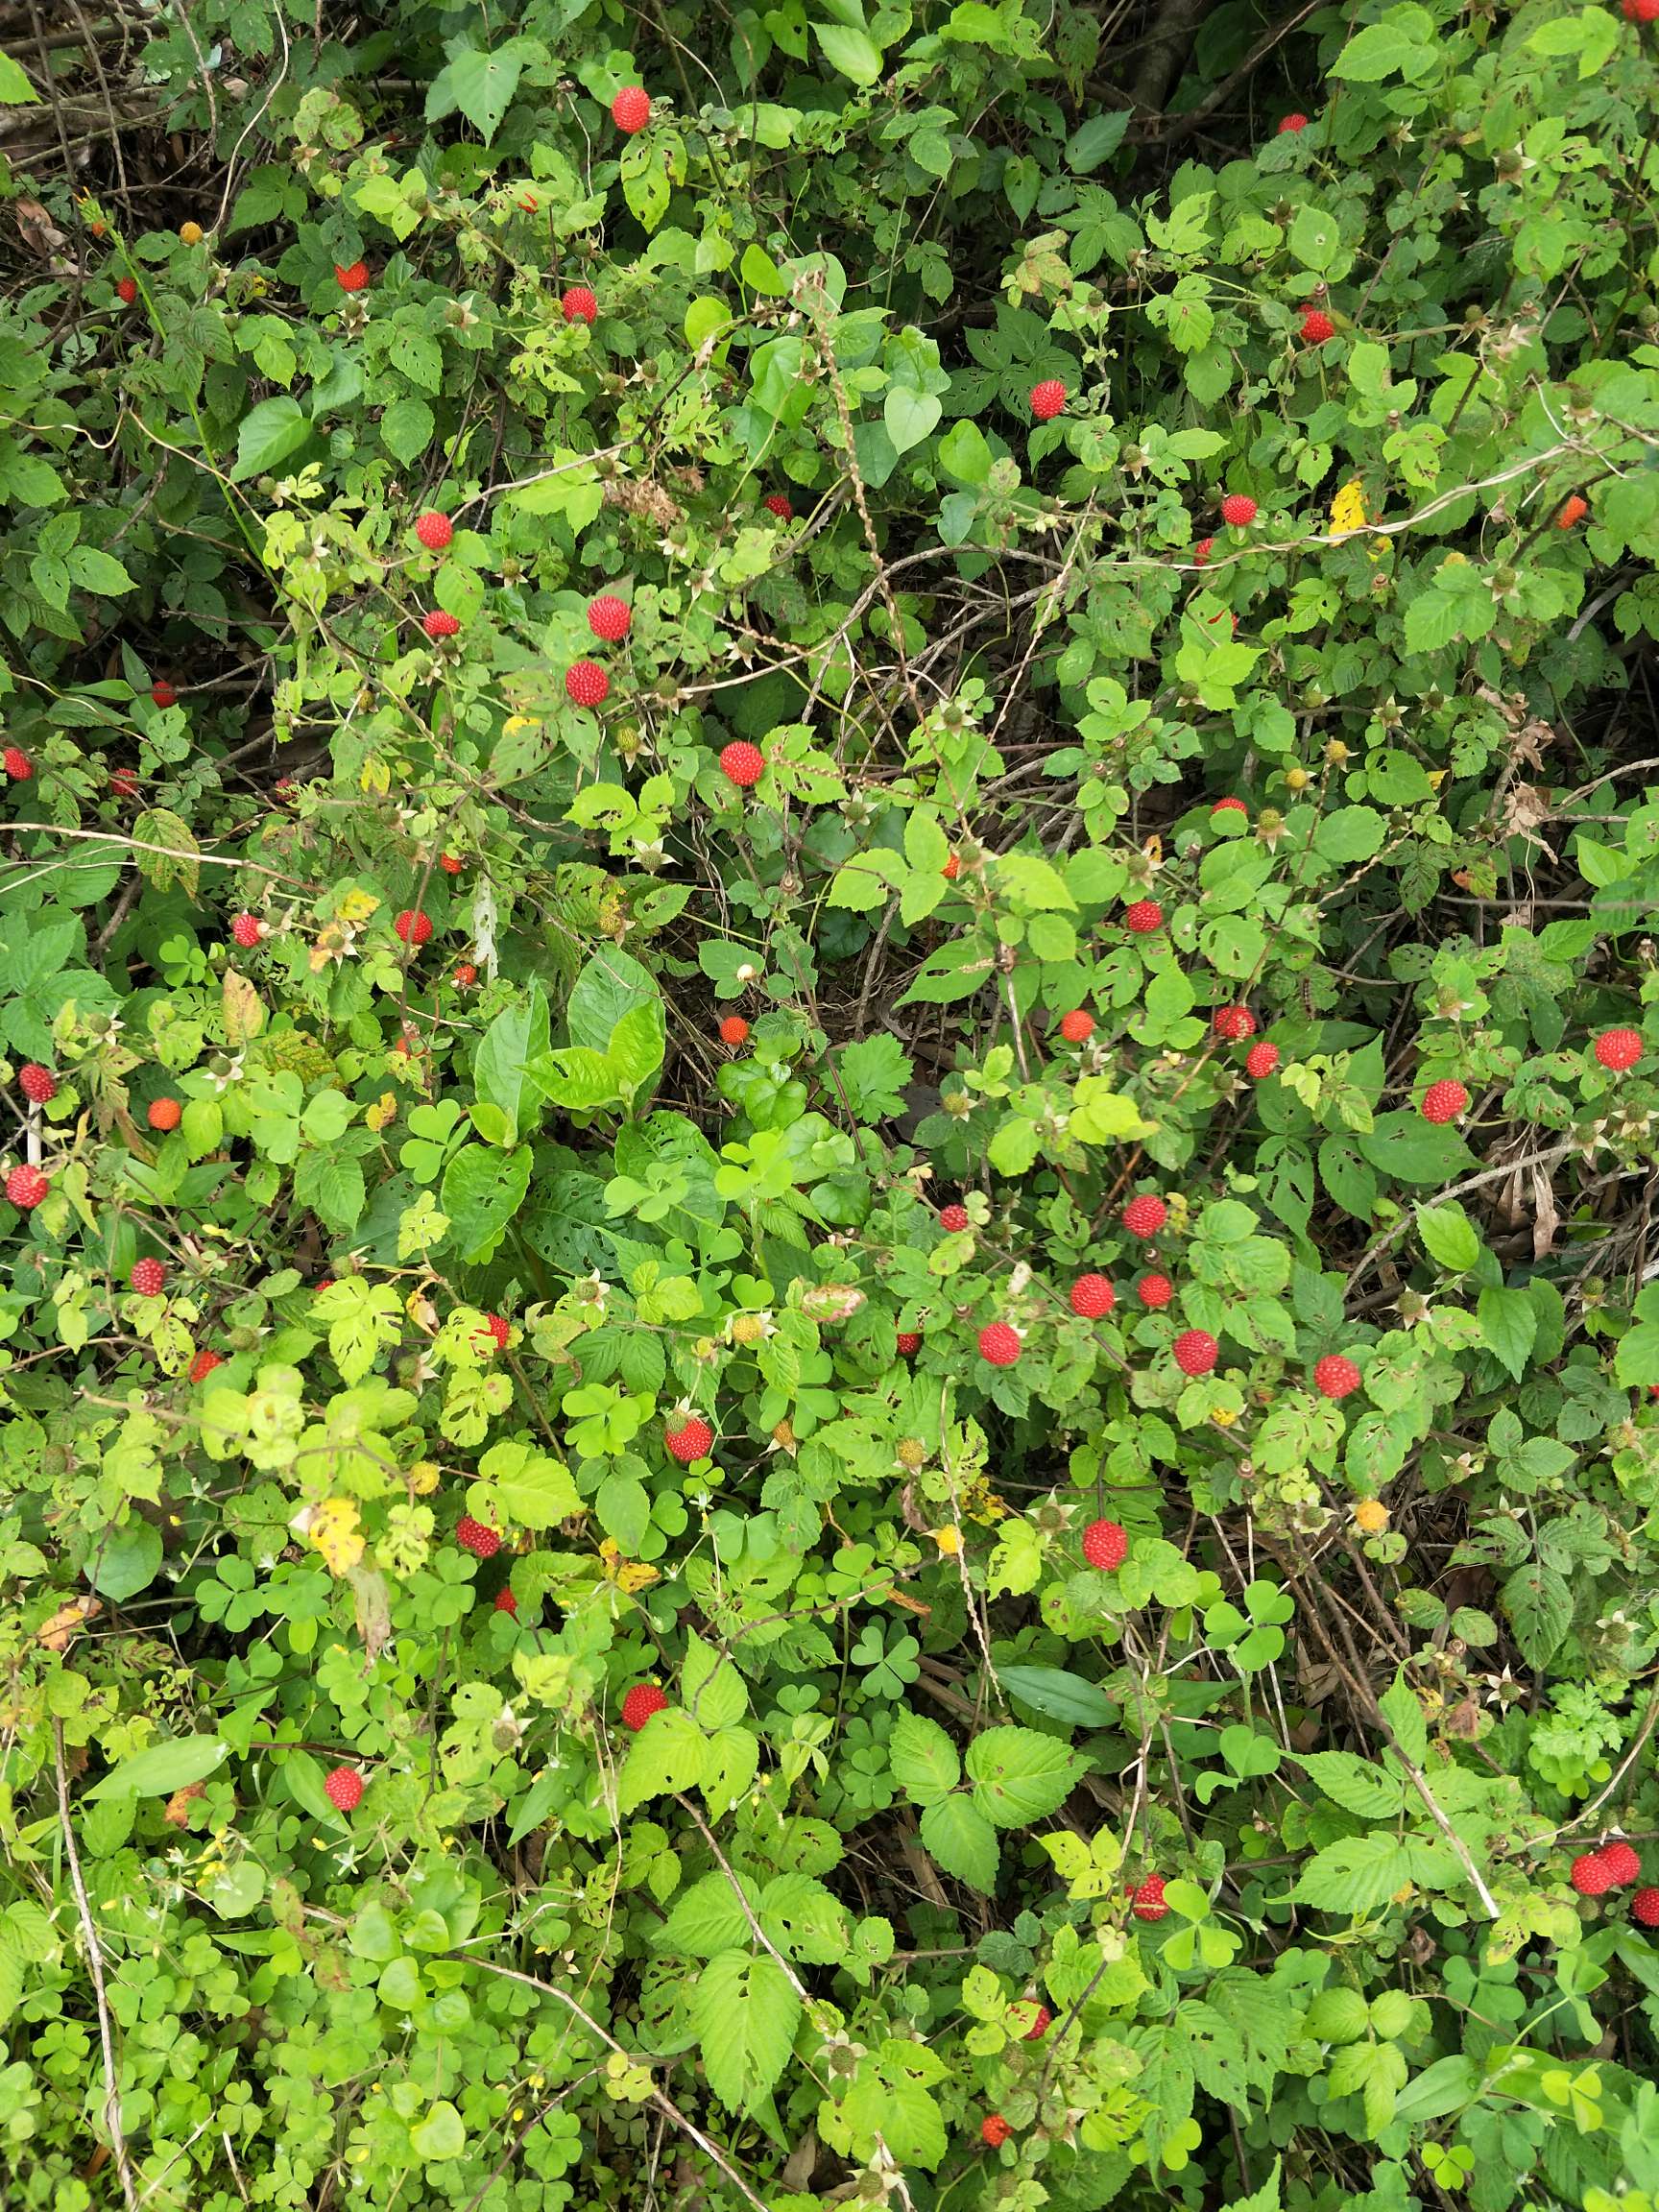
[617,1707,709,1812]
[689,1951,801,2111]
[964,1725,1087,1826]
[919,1794,999,1889]
[1297,1751,1405,1819]
[85,1736,229,1800]
[812,20,883,83]
[1416,1201,1480,1273]
[997,1665,1116,1727]
[232,396,310,482]
[889,1711,959,1803]
[1478,1285,1538,1381]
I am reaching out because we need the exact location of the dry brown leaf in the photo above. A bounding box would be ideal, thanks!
[16,197,67,256]
[37,1596,102,1652]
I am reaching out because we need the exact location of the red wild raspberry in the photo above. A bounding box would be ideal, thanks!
[1556,493,1590,527]
[1070,1273,1115,1318]
[1420,1077,1469,1123]
[1124,901,1163,934]
[109,767,138,799]
[1278,112,1310,133]
[981,2115,1012,2149]
[562,286,598,325]
[7,1165,49,1208]
[1022,2005,1052,2039]
[494,1585,518,1614]
[1193,537,1214,565]
[325,1766,364,1811]
[1624,0,1659,20]
[1594,1026,1644,1072]
[453,963,477,988]
[1131,1874,1168,1921]
[1029,379,1068,421]
[395,909,433,947]
[1300,309,1335,346]
[189,1348,223,1382]
[1138,1273,1172,1309]
[130,1257,166,1297]
[1599,1839,1642,1887]
[477,1312,512,1351]
[1313,1354,1361,1401]
[939,1203,970,1232]
[978,1322,1022,1367]
[1059,1010,1094,1044]
[1214,1005,1256,1042]
[665,1412,714,1464]
[621,1683,669,1732]
[1633,1887,1659,1926]
[588,594,631,641]
[1571,1851,1616,1895]
[151,680,178,709]
[1082,1518,1127,1571]
[334,260,370,292]
[3,747,34,781]
[612,85,652,132]
[1173,1329,1218,1377]
[438,853,463,876]
[943,852,961,880]
[230,912,265,949]
[1122,1194,1166,1239]
[1212,796,1247,818]
[148,1097,182,1131]
[456,1516,501,1559]
[566,660,610,708]
[764,493,794,520]
[115,276,138,304]
[423,610,460,639]
[719,1016,750,1046]
[415,511,453,550]
[1245,1042,1280,1080]
[896,1331,923,1356]
[719,740,765,787]
[1220,493,1258,527]
[18,1065,56,1105]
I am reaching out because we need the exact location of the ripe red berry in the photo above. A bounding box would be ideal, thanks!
[1070,1273,1115,1318]
[438,852,462,876]
[1420,1077,1469,1123]
[1124,900,1163,934]
[1633,1887,1659,1926]
[1571,1851,1616,1896]
[130,1257,166,1297]
[612,85,652,132]
[415,511,453,550]
[763,493,794,520]
[1173,1328,1218,1377]
[3,747,34,781]
[1594,1026,1644,1072]
[1245,1042,1280,1080]
[1138,1273,1172,1309]
[151,679,178,709]
[1220,493,1258,527]
[1600,1839,1642,1886]
[115,276,138,304]
[395,909,433,947]
[622,1683,669,1731]
[456,1515,502,1559]
[109,767,138,799]
[1278,112,1310,133]
[566,660,611,708]
[588,594,631,641]
[978,1321,1022,1366]
[6,1165,49,1209]
[981,2115,1012,2149]
[562,285,598,325]
[1556,493,1590,527]
[1313,1353,1361,1402]
[494,1586,518,1615]
[939,1203,970,1232]
[334,260,370,293]
[189,1348,223,1382]
[719,1016,750,1046]
[665,1411,714,1464]
[1131,1874,1169,1921]
[1193,537,1214,565]
[1082,1518,1127,1570]
[325,1766,364,1811]
[148,1096,182,1131]
[230,912,266,949]
[1212,796,1247,818]
[1623,0,1659,21]
[719,740,765,787]
[1122,1194,1166,1239]
[1022,2005,1052,2039]
[478,1312,512,1351]
[453,962,477,989]
[1030,378,1068,421]
[18,1065,56,1105]
[943,852,961,880]
[1214,1004,1257,1042]
[1300,309,1335,346]
[1059,1009,1094,1043]
[896,1331,923,1356]
[422,610,460,639]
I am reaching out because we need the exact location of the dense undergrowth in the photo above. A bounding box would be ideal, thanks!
[4,0,1659,2207]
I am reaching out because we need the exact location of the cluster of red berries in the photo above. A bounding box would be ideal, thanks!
[334,260,370,293]
[395,909,433,947]
[476,1312,512,1351]
[1122,1193,1166,1239]
[1570,1841,1654,1918]
[612,86,652,132]
[1220,493,1258,527]
[1130,1874,1168,1920]
[1300,308,1335,346]
[325,1766,364,1811]
[189,1348,223,1382]
[718,1015,750,1046]
[230,913,266,949]
[7,1165,49,1209]
[18,1064,56,1104]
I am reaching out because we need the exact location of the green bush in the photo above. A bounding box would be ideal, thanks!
[4,0,1659,2207]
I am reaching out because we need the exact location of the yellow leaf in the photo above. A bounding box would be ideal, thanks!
[308,1498,366,1576]
[931,1525,963,1556]
[359,756,392,795]
[1330,477,1368,539]
[223,968,265,1047]
[365,1092,397,1133]
[599,1538,660,1592]
[338,888,381,929]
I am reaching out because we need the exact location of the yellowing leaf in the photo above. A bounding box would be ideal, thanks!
[1330,477,1368,538]
[223,968,265,1047]
[359,755,392,794]
[599,1538,661,1592]
[338,888,381,928]
[307,1498,366,1576]
[364,1092,397,1133]
[932,1525,963,1556]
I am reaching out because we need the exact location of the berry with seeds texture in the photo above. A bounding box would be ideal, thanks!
[230,912,266,949]
[1214,1004,1256,1041]
[456,1516,501,1559]
[423,610,460,639]
[1570,1851,1616,1895]
[1220,493,1258,526]
[3,747,34,781]
[1246,1042,1280,1080]
[1600,1839,1642,1886]
[115,276,137,305]
[439,853,462,875]
[896,1331,922,1356]
[151,679,177,709]
[1556,493,1590,527]
[1070,1273,1115,1318]
[719,740,765,787]
[1030,379,1068,421]
[1212,796,1247,818]
[1314,1354,1362,1401]
[1300,309,1335,345]
[494,1586,518,1615]
[395,909,433,947]
[477,1312,511,1351]
[1420,1077,1468,1123]
[563,660,609,709]
[1633,1887,1659,1926]
[939,1202,970,1232]
[612,85,652,132]
[189,1348,223,1382]
[1279,111,1309,132]
[1624,0,1659,19]
[1193,537,1214,565]
[7,1166,49,1209]
[1124,900,1163,934]
[1122,1194,1166,1239]
[334,260,370,292]
[563,285,598,325]
[415,511,453,550]
[1138,1273,1172,1309]
[943,851,961,879]
[151,1096,185,1130]
[981,2115,1012,2149]
[1174,1329,1218,1377]
[18,1065,56,1105]
[1059,1009,1094,1043]
[1594,1026,1644,1072]
[764,493,794,520]
[665,1411,714,1464]
[719,1016,750,1046]
[588,594,631,641]
[1082,1518,1127,1570]
[979,1322,1022,1366]
[621,1683,668,1732]
[130,1258,166,1297]
[1132,1875,1169,1921]
[454,963,477,988]
[1022,2005,1052,2039]
[325,1767,364,1811]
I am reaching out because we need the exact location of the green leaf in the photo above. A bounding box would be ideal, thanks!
[1292,1834,1416,1912]
[964,1725,1086,1826]
[1312,806,1384,864]
[654,1869,754,1957]
[1330,3,1437,82]
[888,1711,959,1804]
[1297,1751,1405,1819]
[409,2101,466,2162]
[568,949,660,1055]
[1502,1561,1574,1668]
[0,51,43,103]
[85,1736,229,1800]
[232,396,310,482]
[812,20,884,83]
[89,1519,162,1601]
[1478,1285,1538,1381]
[381,397,435,463]
[993,852,1077,912]
[617,1707,709,1812]
[1379,1674,1429,1767]
[689,1952,801,2111]
[1416,1200,1481,1273]
[919,1794,1000,1889]
[997,1665,1116,1728]
[682,1628,749,1731]
[1067,110,1131,174]
[1614,1321,1659,1387]
[883,385,942,453]
[440,1143,532,1264]
[473,984,549,1146]
[471,1440,580,1530]
[294,1147,366,1234]
[426,43,532,144]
